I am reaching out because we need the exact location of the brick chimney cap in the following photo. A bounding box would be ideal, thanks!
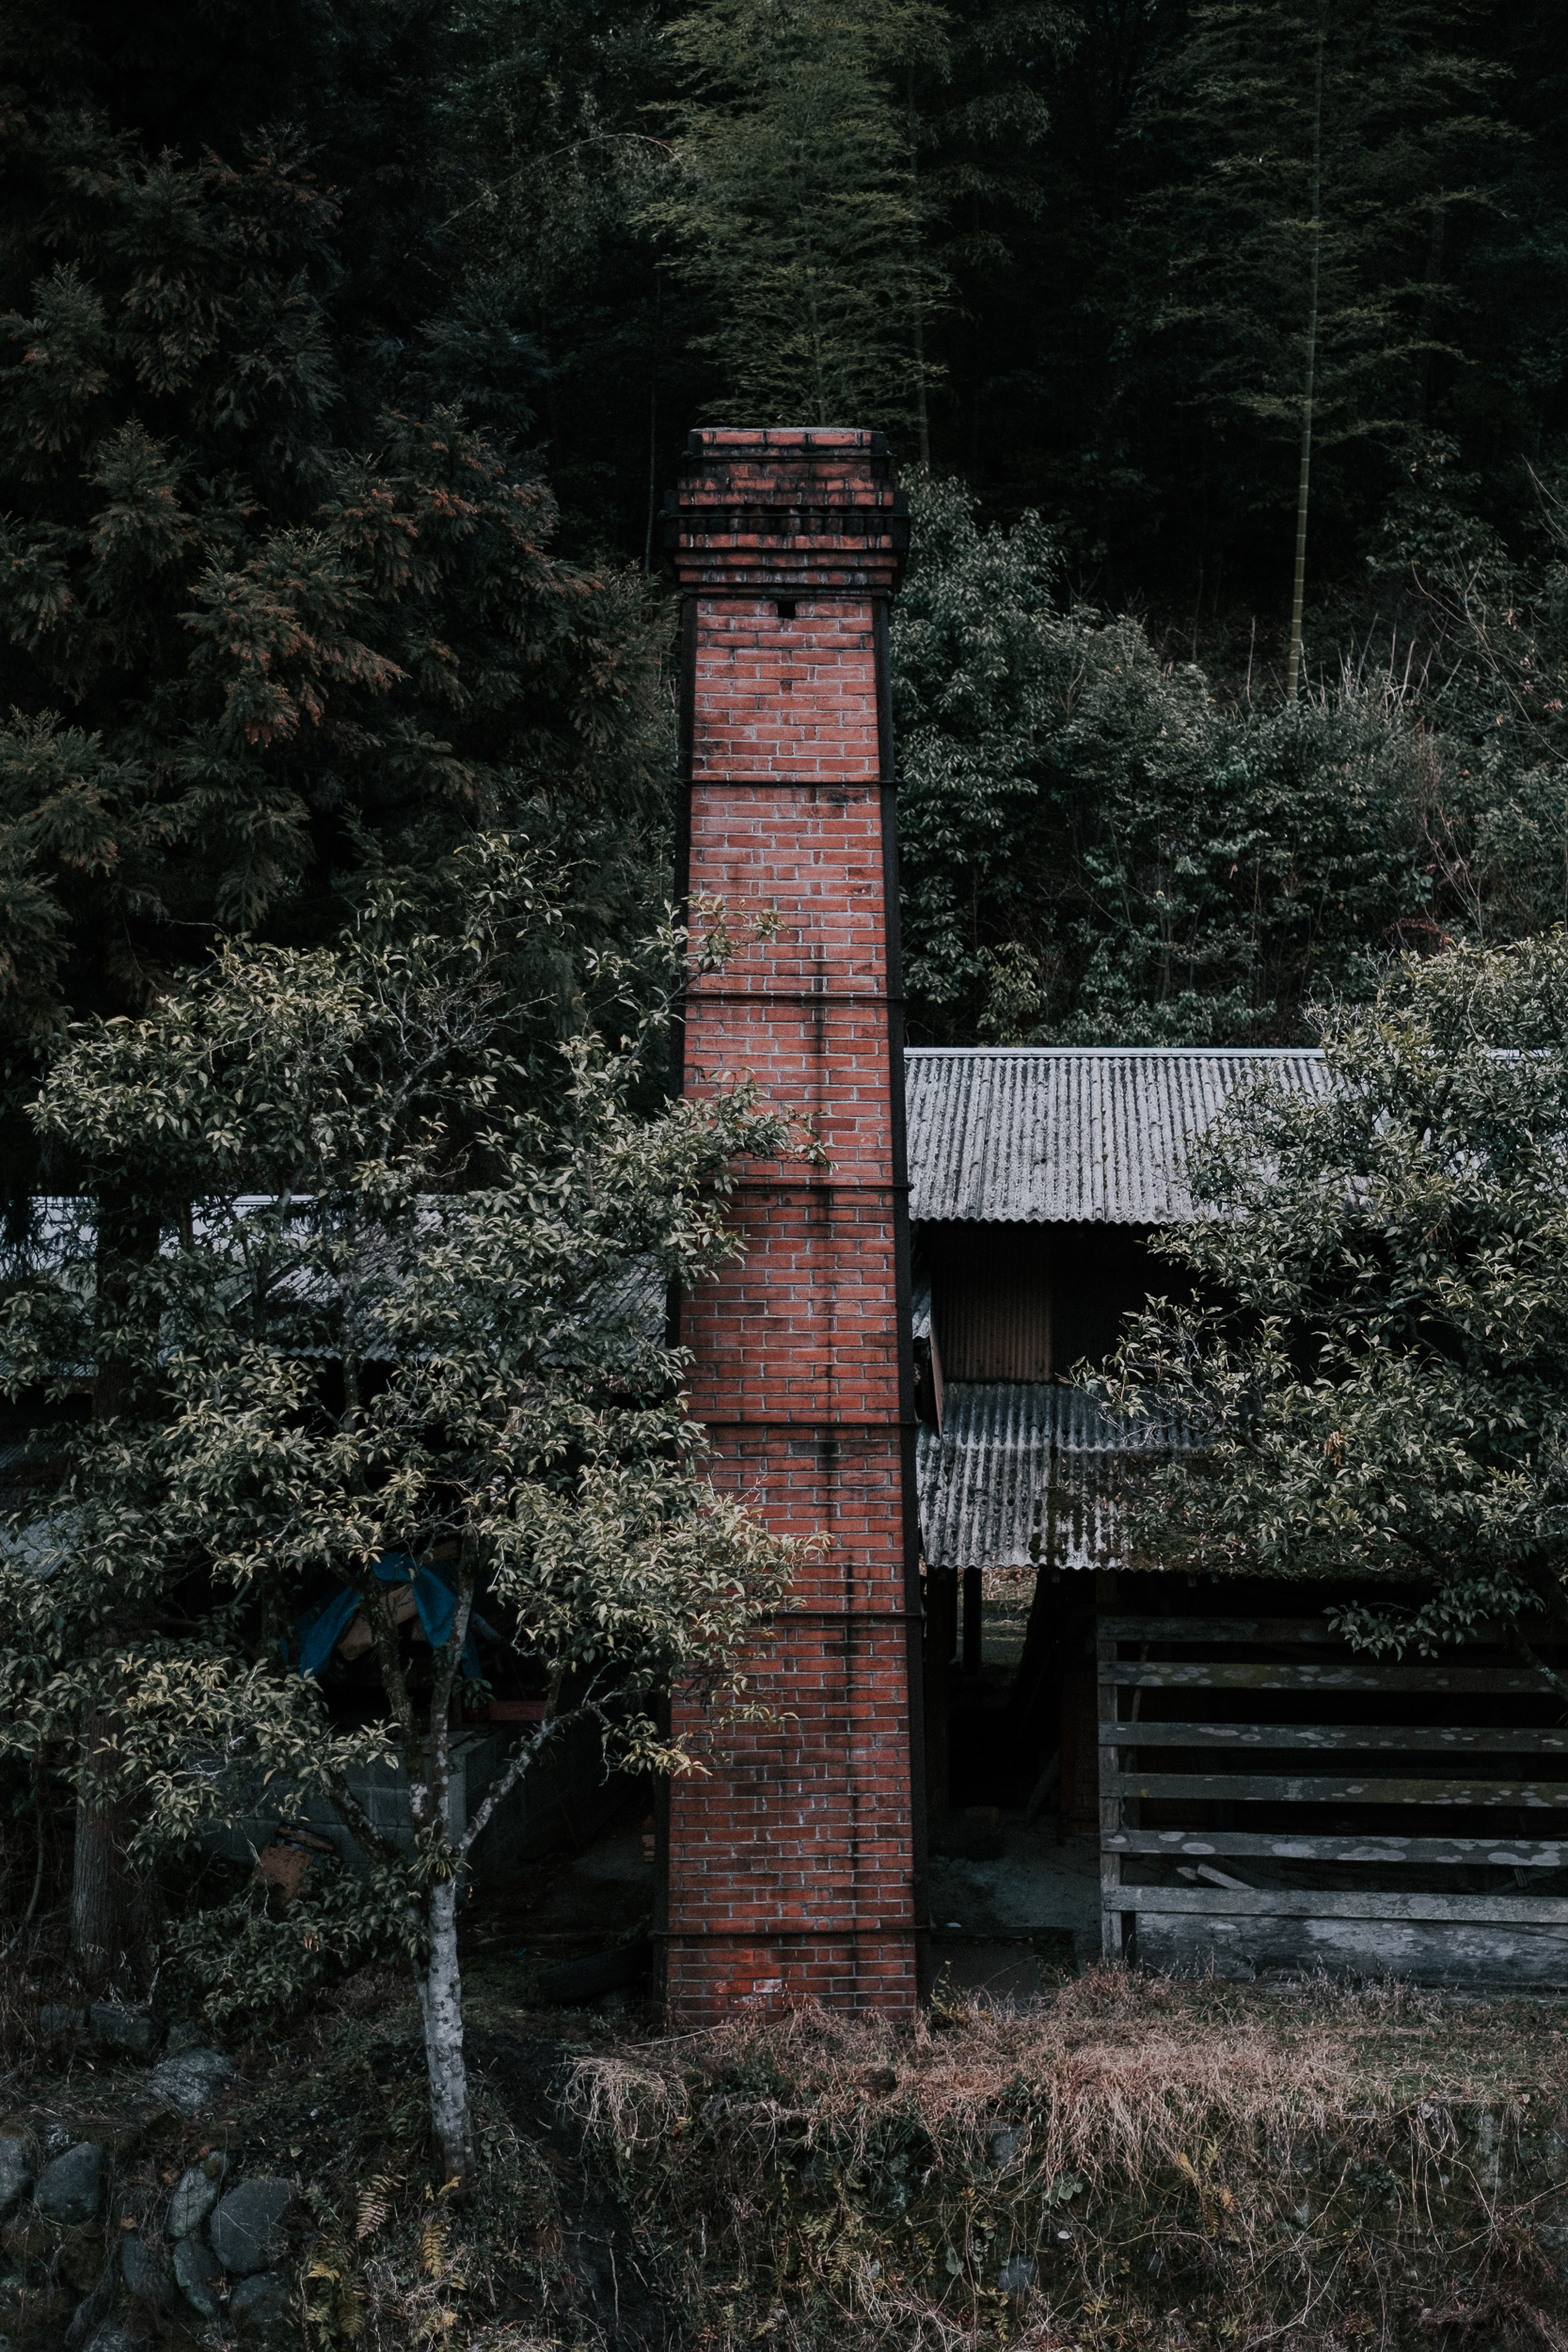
[685,425,889,455]
[665,423,907,594]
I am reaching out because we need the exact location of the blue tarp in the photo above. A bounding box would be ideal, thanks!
[289,1552,491,1678]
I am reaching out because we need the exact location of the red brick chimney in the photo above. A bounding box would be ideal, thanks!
[659,426,926,2022]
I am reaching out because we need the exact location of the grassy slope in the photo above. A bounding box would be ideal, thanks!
[567,1967,1568,2352]
[9,1963,1568,2350]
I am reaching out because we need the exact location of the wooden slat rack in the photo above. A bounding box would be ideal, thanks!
[1098,1613,1568,1985]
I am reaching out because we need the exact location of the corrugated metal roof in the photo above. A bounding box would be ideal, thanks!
[916,1380,1194,1572]
[906,1046,1327,1225]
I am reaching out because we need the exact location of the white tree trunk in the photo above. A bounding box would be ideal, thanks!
[418,1875,475,2189]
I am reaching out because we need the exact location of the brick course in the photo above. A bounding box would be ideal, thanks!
[661,428,927,2022]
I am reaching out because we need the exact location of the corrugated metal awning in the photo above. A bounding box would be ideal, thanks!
[916,1380,1194,1573]
[906,1046,1326,1224]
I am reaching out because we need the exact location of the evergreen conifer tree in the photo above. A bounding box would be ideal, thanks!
[900,0,1063,461]
[642,0,951,432]
[0,0,667,1083]
[1130,0,1511,695]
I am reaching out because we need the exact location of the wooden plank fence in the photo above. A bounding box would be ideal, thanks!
[1098,1613,1568,1986]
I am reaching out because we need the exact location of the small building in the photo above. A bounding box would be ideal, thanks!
[905,1044,1568,1987]
[905,1044,1316,1841]
[661,427,1568,2010]
[12,432,1561,2009]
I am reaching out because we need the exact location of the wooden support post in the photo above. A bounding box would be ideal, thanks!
[923,1569,950,1839]
[962,1567,982,1676]
[1097,1569,1128,1962]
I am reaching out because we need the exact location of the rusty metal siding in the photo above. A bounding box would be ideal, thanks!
[916,1380,1193,1572]
[906,1047,1327,1225]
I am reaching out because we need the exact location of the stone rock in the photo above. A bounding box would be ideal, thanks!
[164,2021,208,2058]
[209,2179,293,2275]
[35,2142,105,2226]
[0,2136,32,2221]
[998,2254,1037,2296]
[168,2152,228,2239]
[172,2233,223,2320]
[989,2128,1025,2171]
[88,2329,152,2352]
[88,2005,164,2061]
[230,2270,293,2339]
[122,2234,173,2307]
[146,2047,235,2119]
[39,2005,87,2041]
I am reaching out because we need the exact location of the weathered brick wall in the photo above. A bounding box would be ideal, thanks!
[661,427,927,2020]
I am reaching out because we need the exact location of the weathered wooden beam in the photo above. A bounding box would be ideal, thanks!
[1100,1616,1338,1645]
[1100,1721,1568,1754]
[1104,1884,1568,1925]
[1110,1771,1568,1806]
[1103,1830,1568,1866]
[1137,1913,1568,1987]
[1103,1661,1557,1692]
[1097,1614,1546,1649]
[1098,1592,1127,1962]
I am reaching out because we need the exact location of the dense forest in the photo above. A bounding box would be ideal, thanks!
[3,0,1567,1102]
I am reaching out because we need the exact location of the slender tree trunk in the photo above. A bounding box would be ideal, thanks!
[419,1876,474,2188]
[913,307,930,468]
[73,1191,152,1983]
[644,274,661,575]
[1285,4,1326,705]
[909,73,930,468]
[807,281,828,426]
[72,1710,123,1989]
[414,1543,478,2189]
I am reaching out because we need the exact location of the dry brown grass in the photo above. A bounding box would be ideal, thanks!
[566,1969,1568,2352]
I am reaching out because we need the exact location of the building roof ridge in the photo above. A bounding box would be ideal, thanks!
[905,1043,1323,1058]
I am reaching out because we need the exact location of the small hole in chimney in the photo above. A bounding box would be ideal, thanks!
[775,599,797,621]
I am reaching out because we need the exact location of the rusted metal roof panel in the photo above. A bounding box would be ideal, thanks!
[916,1380,1194,1572]
[906,1046,1327,1225]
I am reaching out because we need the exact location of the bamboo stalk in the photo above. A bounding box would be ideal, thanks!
[1285,2,1326,703]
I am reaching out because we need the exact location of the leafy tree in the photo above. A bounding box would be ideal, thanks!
[1361,454,1568,950]
[0,836,804,2184]
[642,0,951,433]
[1099,934,1568,1673]
[892,471,1433,1044]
